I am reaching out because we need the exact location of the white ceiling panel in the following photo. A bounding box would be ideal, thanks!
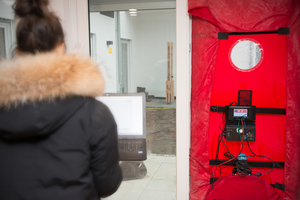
[89,0,175,11]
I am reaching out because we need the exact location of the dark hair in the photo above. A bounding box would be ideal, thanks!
[13,0,65,54]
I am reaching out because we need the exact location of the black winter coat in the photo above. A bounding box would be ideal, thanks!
[0,53,122,200]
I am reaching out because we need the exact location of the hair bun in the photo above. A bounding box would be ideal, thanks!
[13,0,50,17]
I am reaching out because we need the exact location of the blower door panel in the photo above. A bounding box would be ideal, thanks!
[209,34,286,187]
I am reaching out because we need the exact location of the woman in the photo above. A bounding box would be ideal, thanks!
[0,0,122,199]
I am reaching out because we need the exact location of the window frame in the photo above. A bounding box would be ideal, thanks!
[0,19,15,59]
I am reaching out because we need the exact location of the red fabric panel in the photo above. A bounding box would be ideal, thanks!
[211,34,287,108]
[284,0,300,199]
[208,33,287,192]
[189,0,300,199]
[205,175,283,200]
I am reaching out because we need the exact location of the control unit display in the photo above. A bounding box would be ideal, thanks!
[226,106,256,121]
[233,109,248,117]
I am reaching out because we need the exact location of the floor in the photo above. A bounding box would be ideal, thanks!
[146,97,176,108]
[104,98,177,200]
[103,154,176,200]
[146,107,176,155]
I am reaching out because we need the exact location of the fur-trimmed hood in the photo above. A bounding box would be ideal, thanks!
[0,53,106,139]
[0,52,105,108]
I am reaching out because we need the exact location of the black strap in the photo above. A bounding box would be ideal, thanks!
[210,177,219,184]
[210,106,286,115]
[256,108,286,115]
[209,159,284,169]
[210,106,226,113]
[218,28,289,39]
[270,182,286,191]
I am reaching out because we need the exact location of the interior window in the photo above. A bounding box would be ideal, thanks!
[89,0,177,199]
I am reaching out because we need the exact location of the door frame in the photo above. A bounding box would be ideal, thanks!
[119,38,131,93]
[176,0,191,199]
[50,0,191,199]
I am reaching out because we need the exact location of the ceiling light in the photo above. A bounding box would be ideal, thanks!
[129,9,137,17]
[129,9,137,13]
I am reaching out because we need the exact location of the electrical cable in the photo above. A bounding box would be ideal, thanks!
[211,102,276,189]
[233,119,253,177]
[210,131,225,190]
[235,161,252,177]
[243,118,275,175]
[213,119,244,180]
[211,112,227,190]
[221,119,256,177]
[211,106,245,189]
[221,136,233,159]
[211,104,275,190]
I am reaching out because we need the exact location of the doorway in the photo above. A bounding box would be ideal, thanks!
[119,39,131,93]
[89,6,177,200]
[0,19,14,60]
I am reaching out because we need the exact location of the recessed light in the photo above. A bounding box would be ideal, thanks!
[130,13,137,17]
[129,9,137,12]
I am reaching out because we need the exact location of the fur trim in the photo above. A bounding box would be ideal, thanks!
[0,52,105,107]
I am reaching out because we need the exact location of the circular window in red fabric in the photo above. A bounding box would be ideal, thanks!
[229,39,264,72]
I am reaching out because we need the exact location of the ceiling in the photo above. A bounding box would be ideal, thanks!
[89,0,175,11]
[89,0,175,5]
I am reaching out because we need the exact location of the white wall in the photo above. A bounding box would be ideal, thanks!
[50,0,90,57]
[122,10,176,97]
[0,1,14,20]
[119,11,135,40]
[90,12,117,93]
[0,1,16,59]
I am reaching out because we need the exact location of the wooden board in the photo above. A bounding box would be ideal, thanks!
[166,42,174,103]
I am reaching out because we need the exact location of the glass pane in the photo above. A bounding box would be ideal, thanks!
[230,39,263,71]
[0,27,6,60]
[121,42,128,93]
[89,1,176,199]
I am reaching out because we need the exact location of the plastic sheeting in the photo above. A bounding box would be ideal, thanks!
[206,175,282,200]
[188,0,300,199]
